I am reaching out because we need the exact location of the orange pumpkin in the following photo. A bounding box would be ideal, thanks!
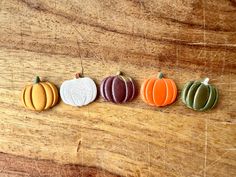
[140,73,177,107]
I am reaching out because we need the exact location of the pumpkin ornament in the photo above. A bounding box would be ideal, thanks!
[60,73,97,107]
[181,78,219,111]
[100,71,136,104]
[141,72,177,107]
[21,76,59,112]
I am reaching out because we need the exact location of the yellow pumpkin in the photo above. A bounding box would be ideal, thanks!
[21,76,59,112]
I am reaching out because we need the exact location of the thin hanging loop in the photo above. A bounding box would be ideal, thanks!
[75,39,84,78]
[80,59,84,77]
[75,60,84,79]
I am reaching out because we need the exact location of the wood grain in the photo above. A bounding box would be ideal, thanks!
[0,0,235,176]
[0,152,121,177]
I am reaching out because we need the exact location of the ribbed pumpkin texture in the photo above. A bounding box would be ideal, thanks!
[140,73,177,107]
[60,73,97,107]
[21,76,59,112]
[181,78,219,111]
[100,71,136,104]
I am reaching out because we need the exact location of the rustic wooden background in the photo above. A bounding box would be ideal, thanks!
[0,0,235,176]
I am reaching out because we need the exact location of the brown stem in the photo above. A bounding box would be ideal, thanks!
[75,73,82,79]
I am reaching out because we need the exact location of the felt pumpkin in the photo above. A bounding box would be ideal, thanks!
[140,72,177,107]
[60,73,97,107]
[181,78,219,111]
[100,71,136,103]
[21,76,59,112]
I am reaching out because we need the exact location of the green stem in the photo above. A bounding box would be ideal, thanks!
[157,72,164,79]
[34,76,40,84]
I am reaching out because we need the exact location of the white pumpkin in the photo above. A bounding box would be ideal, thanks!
[60,75,97,107]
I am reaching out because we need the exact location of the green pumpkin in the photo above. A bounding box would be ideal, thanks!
[181,78,219,111]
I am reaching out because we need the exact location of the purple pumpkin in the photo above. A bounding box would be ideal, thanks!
[100,72,136,103]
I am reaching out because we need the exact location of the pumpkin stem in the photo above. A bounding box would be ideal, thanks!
[157,72,164,79]
[75,73,83,79]
[116,71,122,75]
[202,78,209,85]
[34,76,40,84]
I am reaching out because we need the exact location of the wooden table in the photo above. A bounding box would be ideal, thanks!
[0,0,235,176]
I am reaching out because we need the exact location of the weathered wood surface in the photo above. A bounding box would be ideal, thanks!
[0,0,235,176]
[0,152,120,177]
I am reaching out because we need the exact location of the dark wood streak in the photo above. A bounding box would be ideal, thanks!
[160,15,235,33]
[0,152,122,177]
[130,0,236,32]
[1,33,236,76]
[229,0,236,7]
[0,41,235,76]
[0,0,231,76]
[18,0,236,51]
